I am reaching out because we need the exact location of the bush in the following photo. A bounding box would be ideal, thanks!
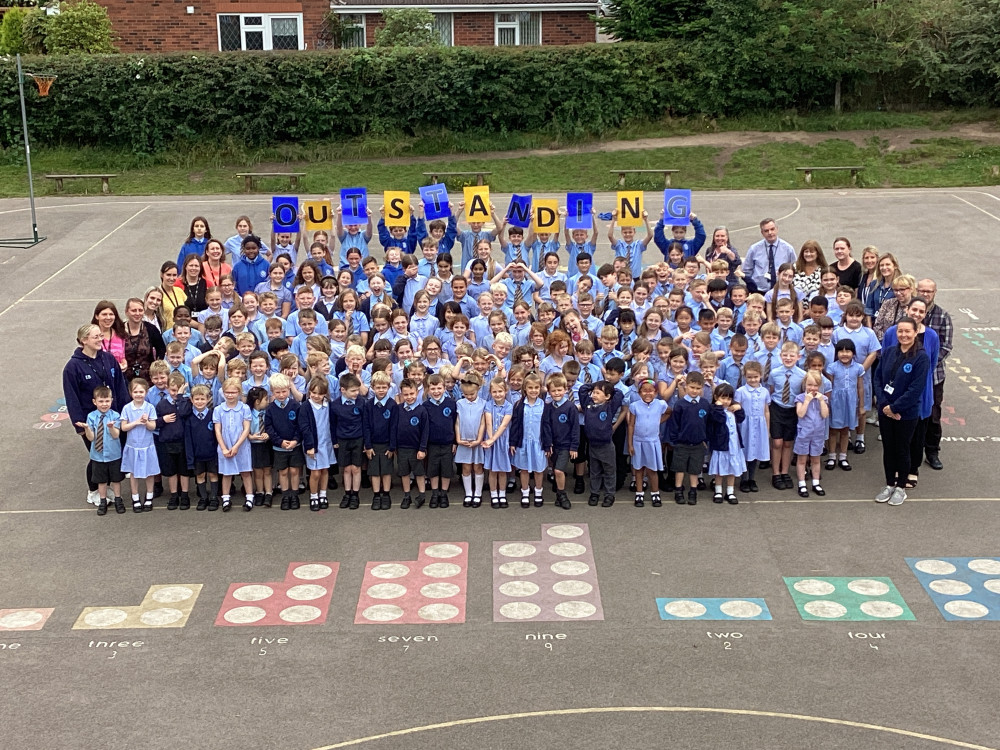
[0,6,28,53]
[20,7,48,53]
[45,0,116,54]
[374,9,441,47]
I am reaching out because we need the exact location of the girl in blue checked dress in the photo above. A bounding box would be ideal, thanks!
[455,373,487,508]
[510,373,547,508]
[827,339,865,471]
[299,378,334,512]
[708,383,746,504]
[214,377,253,512]
[483,377,514,509]
[734,360,770,493]
[628,379,669,507]
[120,378,159,513]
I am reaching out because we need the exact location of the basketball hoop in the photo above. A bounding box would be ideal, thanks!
[27,73,57,97]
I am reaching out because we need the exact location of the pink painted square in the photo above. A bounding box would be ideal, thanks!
[215,562,339,627]
[0,608,54,631]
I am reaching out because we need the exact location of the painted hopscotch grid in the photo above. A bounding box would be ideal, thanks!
[216,563,339,627]
[784,577,914,622]
[73,584,203,629]
[657,598,772,621]
[494,523,604,622]
[355,543,467,625]
[907,557,1000,621]
[0,608,54,631]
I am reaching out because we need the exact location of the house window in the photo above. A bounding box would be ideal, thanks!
[495,12,541,46]
[431,13,453,47]
[217,13,304,51]
[339,14,366,48]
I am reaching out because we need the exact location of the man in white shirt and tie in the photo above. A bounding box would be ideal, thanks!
[743,218,796,293]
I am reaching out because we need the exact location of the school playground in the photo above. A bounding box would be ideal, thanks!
[0,188,999,750]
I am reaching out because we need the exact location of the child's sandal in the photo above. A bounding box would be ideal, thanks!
[132,499,143,513]
[838,459,852,471]
[825,457,836,470]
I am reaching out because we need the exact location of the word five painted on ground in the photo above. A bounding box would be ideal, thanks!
[494,523,604,622]
[784,577,914,622]
[355,542,468,625]
[216,562,339,627]
[907,557,1000,621]
[657,598,772,621]
[73,585,203,630]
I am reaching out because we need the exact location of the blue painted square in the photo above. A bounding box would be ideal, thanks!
[906,557,1000,621]
[656,598,772,621]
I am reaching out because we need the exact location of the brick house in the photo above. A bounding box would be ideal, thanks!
[94,0,598,53]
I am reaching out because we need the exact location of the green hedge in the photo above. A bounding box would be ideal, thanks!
[0,44,834,153]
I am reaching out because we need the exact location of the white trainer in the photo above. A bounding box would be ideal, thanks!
[888,487,907,506]
[87,489,99,505]
[875,485,894,503]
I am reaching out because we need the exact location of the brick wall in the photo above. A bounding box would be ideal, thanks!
[541,11,595,45]
[453,12,495,46]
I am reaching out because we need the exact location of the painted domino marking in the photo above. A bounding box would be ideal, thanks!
[494,523,604,622]
[783,577,914,622]
[657,598,771,621]
[355,543,467,625]
[0,608,54,631]
[907,557,1000,621]
[216,563,339,627]
[73,585,202,630]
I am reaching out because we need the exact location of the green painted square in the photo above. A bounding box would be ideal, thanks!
[783,577,915,621]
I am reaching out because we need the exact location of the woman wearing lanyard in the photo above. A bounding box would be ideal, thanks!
[874,316,930,507]
[63,323,130,505]
[122,297,167,383]
[158,261,187,330]
[177,254,208,313]
[91,301,128,371]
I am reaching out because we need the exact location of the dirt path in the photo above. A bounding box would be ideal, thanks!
[369,122,1000,165]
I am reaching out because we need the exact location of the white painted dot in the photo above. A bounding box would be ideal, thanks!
[223,606,267,624]
[498,543,536,558]
[859,601,905,618]
[420,583,461,599]
[719,600,764,618]
[803,600,847,618]
[929,579,973,596]
[370,563,410,579]
[424,544,463,559]
[983,579,1000,594]
[279,605,321,623]
[663,600,707,618]
[546,524,585,539]
[83,608,128,627]
[0,611,44,629]
[423,563,462,578]
[151,586,195,603]
[499,561,538,576]
[968,559,1000,575]
[499,580,540,597]
[552,580,593,597]
[915,559,956,575]
[367,583,407,599]
[292,564,334,580]
[362,604,404,622]
[499,602,541,620]
[549,542,587,557]
[140,608,184,626]
[286,584,328,601]
[847,579,891,596]
[232,585,274,602]
[551,560,590,576]
[418,603,459,621]
[793,579,836,596]
[554,601,598,618]
[944,600,990,619]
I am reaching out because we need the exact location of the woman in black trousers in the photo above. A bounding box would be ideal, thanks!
[873,316,930,507]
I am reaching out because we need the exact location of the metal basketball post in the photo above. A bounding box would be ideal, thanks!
[0,54,48,249]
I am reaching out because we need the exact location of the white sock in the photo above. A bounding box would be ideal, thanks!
[132,494,139,502]
[522,488,530,498]
[462,475,473,496]
[474,473,484,496]
[145,492,153,500]
[311,493,318,499]
[319,490,327,498]
[534,487,543,498]
[856,435,865,444]
[222,494,230,501]
[726,485,734,495]
[839,453,847,460]
[812,478,821,487]
[798,480,806,488]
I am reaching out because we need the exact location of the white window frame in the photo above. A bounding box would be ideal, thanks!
[431,12,454,47]
[339,13,367,48]
[494,11,541,46]
[217,13,305,51]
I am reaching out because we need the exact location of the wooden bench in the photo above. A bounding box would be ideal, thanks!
[796,166,864,185]
[611,168,679,187]
[422,171,492,186]
[236,172,306,193]
[44,174,116,194]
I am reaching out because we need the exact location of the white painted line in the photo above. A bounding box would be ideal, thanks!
[0,205,150,318]
[0,198,270,216]
[951,194,1000,223]
[731,198,802,233]
[17,298,119,303]
[0,508,93,514]
[753,496,1000,504]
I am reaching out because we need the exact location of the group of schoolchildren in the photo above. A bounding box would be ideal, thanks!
[77,200,892,516]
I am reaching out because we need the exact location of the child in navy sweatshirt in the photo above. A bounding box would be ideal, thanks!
[665,371,712,505]
[422,373,458,508]
[155,373,193,511]
[264,373,303,511]
[579,381,625,508]
[185,384,220,511]
[364,371,399,510]
[395,378,430,509]
[331,373,366,509]
[540,374,580,510]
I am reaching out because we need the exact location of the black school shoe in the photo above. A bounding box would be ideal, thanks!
[726,494,739,504]
[349,492,360,510]
[602,494,615,507]
[222,499,232,512]
[674,488,685,504]
[429,491,440,509]
[797,485,809,498]
[167,494,179,511]
[713,492,724,504]
[439,492,450,508]
[812,484,826,496]
[854,440,866,455]
[340,494,351,509]
[650,492,662,507]
[381,493,392,510]
[588,493,600,506]
[96,499,108,516]
[556,492,572,510]
[749,480,759,492]
[253,493,264,507]
[290,494,300,510]
[243,497,254,511]
[281,494,291,511]
[401,494,412,509]
[574,476,586,495]
[207,496,219,511]
[687,488,698,505]
[739,479,751,493]
[179,493,190,510]
[114,497,126,514]
[771,475,783,490]
[783,474,795,489]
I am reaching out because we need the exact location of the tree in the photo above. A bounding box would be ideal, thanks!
[373,8,441,47]
[45,0,116,54]
[0,6,28,54]
[597,0,710,41]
